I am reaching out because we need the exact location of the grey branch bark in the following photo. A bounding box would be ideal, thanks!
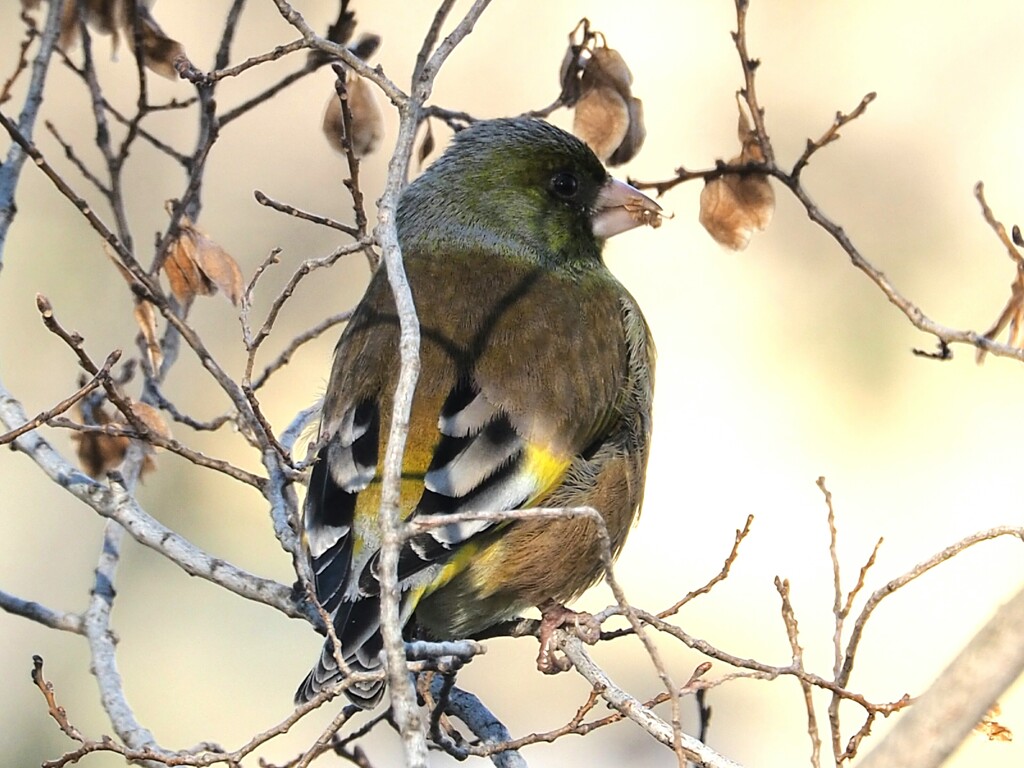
[0,0,65,264]
[0,379,314,625]
[559,634,744,768]
[858,583,1024,768]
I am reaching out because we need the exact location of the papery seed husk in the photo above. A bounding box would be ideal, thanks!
[608,96,646,166]
[581,46,633,99]
[573,85,629,163]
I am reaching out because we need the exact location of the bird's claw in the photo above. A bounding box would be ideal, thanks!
[535,601,601,674]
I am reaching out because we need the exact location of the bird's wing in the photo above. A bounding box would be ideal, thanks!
[307,375,579,605]
[299,372,582,705]
[298,260,632,705]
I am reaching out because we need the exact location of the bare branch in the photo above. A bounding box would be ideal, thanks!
[559,633,744,768]
[0,350,119,445]
[838,526,1024,693]
[0,10,38,106]
[0,378,316,625]
[0,0,66,263]
[775,577,821,768]
[2,594,84,635]
[858,583,1024,768]
[84,516,163,761]
[254,190,360,237]
[791,92,877,179]
[251,311,353,392]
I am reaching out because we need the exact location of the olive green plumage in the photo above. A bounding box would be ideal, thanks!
[297,117,658,707]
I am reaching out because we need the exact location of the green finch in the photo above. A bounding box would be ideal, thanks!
[296,117,661,707]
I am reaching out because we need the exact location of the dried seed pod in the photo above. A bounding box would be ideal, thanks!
[607,96,646,166]
[581,45,633,99]
[417,119,436,168]
[127,5,188,79]
[133,299,162,372]
[350,33,381,62]
[323,72,384,158]
[699,102,775,250]
[72,403,128,478]
[570,39,645,165]
[72,400,169,478]
[164,211,244,307]
[50,0,188,79]
[58,0,125,48]
[573,85,629,163]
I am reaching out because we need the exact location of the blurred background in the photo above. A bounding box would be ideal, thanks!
[2,1,1023,766]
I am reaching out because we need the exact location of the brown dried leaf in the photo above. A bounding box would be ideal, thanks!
[191,233,243,306]
[164,215,244,307]
[323,95,344,155]
[572,42,645,165]
[573,85,629,163]
[73,400,168,478]
[55,0,164,53]
[344,73,383,157]
[112,401,166,476]
[607,96,646,166]
[133,299,162,372]
[58,0,122,48]
[323,74,384,158]
[72,429,128,477]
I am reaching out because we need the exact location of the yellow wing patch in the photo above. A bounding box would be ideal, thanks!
[420,443,571,599]
[523,443,572,506]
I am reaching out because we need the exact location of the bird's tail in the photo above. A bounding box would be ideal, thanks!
[294,592,389,708]
[294,631,385,708]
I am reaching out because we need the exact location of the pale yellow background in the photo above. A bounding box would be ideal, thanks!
[2,1,1023,766]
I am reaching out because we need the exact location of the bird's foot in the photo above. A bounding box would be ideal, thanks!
[536,600,601,674]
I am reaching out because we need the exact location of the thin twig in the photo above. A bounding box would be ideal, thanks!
[2,594,84,635]
[0,11,38,106]
[0,0,66,261]
[48,417,266,489]
[252,310,354,391]
[837,526,1024,693]
[775,577,822,768]
[254,189,360,236]
[0,350,119,445]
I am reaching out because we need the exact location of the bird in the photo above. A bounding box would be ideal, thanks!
[296,116,661,707]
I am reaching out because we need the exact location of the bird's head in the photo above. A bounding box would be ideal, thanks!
[397,117,661,271]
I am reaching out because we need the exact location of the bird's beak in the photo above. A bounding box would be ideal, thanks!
[592,178,663,239]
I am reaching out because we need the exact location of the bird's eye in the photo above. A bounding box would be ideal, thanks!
[549,171,579,200]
